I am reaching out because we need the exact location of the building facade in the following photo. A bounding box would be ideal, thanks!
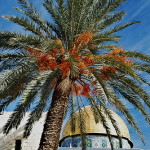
[0,106,142,150]
[60,106,133,149]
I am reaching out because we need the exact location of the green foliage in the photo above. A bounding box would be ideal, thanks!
[23,70,57,137]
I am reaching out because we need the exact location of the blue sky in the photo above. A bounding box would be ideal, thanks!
[0,0,150,149]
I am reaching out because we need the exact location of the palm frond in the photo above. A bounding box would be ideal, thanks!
[2,15,44,37]
[3,71,51,134]
[93,34,121,44]
[23,70,57,137]
[15,0,52,37]
[111,82,150,123]
[0,31,43,50]
[97,11,126,31]
[88,71,145,143]
[68,95,77,133]
[43,0,65,38]
[97,106,114,149]
[106,87,145,143]
[98,56,141,82]
[105,21,140,35]
[90,0,126,30]
[118,76,150,108]
[103,107,123,148]
[125,51,150,63]
[0,62,35,100]
[77,105,86,148]
[88,96,122,149]
[96,44,117,50]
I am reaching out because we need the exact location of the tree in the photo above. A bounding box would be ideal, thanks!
[0,0,150,149]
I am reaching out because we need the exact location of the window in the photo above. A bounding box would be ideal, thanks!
[15,140,22,150]
[0,111,3,115]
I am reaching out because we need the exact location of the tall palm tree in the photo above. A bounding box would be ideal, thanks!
[0,0,150,149]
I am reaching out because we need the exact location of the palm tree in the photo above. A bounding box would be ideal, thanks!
[0,0,150,149]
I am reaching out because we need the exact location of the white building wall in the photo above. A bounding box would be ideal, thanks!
[0,112,47,150]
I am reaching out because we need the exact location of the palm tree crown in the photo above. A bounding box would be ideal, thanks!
[0,0,150,149]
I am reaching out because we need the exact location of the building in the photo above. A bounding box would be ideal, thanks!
[0,106,142,150]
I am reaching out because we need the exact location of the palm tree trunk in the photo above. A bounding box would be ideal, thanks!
[38,77,71,150]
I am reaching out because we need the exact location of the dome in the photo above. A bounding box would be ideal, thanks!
[62,105,131,141]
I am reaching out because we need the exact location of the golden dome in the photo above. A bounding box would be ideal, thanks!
[62,105,130,140]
